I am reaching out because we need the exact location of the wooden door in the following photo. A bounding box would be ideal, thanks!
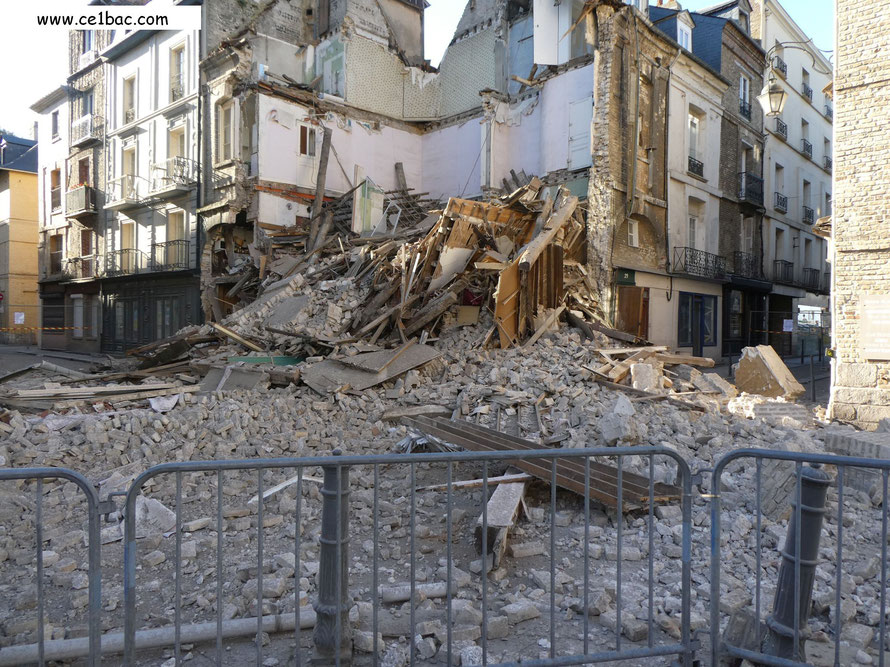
[616,286,649,339]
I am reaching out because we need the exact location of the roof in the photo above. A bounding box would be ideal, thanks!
[0,134,38,173]
[30,86,69,114]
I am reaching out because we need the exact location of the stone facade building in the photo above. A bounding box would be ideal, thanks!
[829,0,890,428]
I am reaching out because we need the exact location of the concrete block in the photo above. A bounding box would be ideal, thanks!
[735,345,805,399]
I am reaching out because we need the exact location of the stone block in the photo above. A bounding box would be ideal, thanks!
[631,363,661,392]
[735,345,805,399]
[502,600,540,624]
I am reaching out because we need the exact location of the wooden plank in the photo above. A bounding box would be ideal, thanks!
[339,340,416,374]
[381,405,453,422]
[475,481,527,568]
[586,374,706,412]
[655,353,716,368]
[517,194,578,272]
[494,259,521,348]
[417,473,533,492]
[301,344,440,394]
[210,323,264,352]
[522,305,565,348]
[594,346,669,355]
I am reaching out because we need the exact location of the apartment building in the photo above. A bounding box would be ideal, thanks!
[0,133,39,345]
[750,0,832,355]
[101,25,201,353]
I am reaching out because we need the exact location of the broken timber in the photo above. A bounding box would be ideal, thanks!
[405,416,681,510]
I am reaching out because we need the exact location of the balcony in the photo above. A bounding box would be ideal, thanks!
[687,155,704,178]
[774,192,788,213]
[65,256,98,281]
[773,55,787,77]
[775,117,788,140]
[824,104,833,120]
[106,175,148,212]
[773,259,795,285]
[801,267,821,291]
[739,99,752,121]
[673,246,727,281]
[124,107,136,125]
[170,73,184,103]
[801,138,813,159]
[51,186,61,212]
[733,251,765,280]
[65,185,98,219]
[71,115,103,147]
[823,155,833,172]
[803,205,815,224]
[802,82,813,101]
[150,157,197,197]
[105,249,148,277]
[151,240,190,272]
[738,172,764,207]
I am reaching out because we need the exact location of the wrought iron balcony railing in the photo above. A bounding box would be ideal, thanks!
[105,248,148,276]
[823,155,833,171]
[802,82,813,101]
[51,186,61,212]
[775,117,788,140]
[151,240,190,272]
[801,267,821,291]
[803,205,815,224]
[801,138,813,158]
[71,114,103,146]
[150,156,197,194]
[739,99,752,120]
[774,192,788,213]
[733,251,765,280]
[673,246,727,280]
[65,255,98,280]
[738,172,764,207]
[170,73,184,102]
[688,155,704,178]
[773,55,787,77]
[773,259,795,285]
[65,185,98,219]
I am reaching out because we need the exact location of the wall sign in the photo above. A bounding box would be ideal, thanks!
[861,294,890,360]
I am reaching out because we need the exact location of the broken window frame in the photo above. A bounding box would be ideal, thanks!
[217,101,235,164]
[299,124,317,157]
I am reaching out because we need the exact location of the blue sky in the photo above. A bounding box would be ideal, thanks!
[424,0,835,66]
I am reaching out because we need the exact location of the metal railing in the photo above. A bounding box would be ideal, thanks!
[151,240,190,271]
[687,155,704,178]
[773,259,795,285]
[65,185,97,218]
[673,246,727,280]
[824,104,833,120]
[711,449,890,666]
[150,156,197,194]
[775,117,788,140]
[775,192,788,213]
[65,255,99,280]
[118,447,695,666]
[70,115,103,146]
[801,267,821,290]
[738,172,764,206]
[823,155,832,171]
[733,251,765,280]
[802,82,813,101]
[773,55,788,77]
[105,248,147,276]
[0,468,102,666]
[107,174,147,206]
[801,139,813,159]
[170,72,184,102]
[50,186,61,211]
[739,99,752,120]
[802,205,815,224]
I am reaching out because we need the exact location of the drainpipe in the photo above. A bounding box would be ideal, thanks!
[663,48,682,299]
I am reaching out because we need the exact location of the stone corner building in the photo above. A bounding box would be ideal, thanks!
[829,0,890,428]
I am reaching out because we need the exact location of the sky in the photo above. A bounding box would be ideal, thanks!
[0,0,835,139]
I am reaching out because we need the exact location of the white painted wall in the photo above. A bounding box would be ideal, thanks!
[35,94,69,231]
[420,118,483,200]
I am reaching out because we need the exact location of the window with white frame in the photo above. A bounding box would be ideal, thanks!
[81,30,94,54]
[51,111,59,139]
[678,23,692,51]
[299,125,316,157]
[170,44,185,102]
[627,220,639,248]
[217,101,234,163]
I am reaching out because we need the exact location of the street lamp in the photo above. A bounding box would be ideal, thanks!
[757,40,831,117]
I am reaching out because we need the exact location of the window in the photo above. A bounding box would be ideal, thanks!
[688,215,698,249]
[627,220,639,247]
[299,125,316,157]
[51,111,59,139]
[801,119,809,141]
[81,229,94,277]
[50,169,61,211]
[122,147,136,178]
[156,297,181,340]
[82,30,94,54]
[775,163,785,191]
[738,11,749,34]
[115,301,125,340]
[741,216,754,254]
[81,89,94,118]
[123,76,136,123]
[169,126,186,159]
[678,23,692,51]
[78,157,90,186]
[43,297,65,329]
[688,112,700,158]
[802,180,811,208]
[49,233,64,274]
[72,294,84,339]
[804,238,813,268]
[825,192,832,216]
[217,102,234,162]
[739,74,751,119]
[687,198,704,249]
[678,293,717,347]
[170,45,185,102]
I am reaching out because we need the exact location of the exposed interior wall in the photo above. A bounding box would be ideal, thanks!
[421,118,484,201]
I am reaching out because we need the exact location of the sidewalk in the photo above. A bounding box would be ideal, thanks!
[710,354,831,407]
[0,344,108,368]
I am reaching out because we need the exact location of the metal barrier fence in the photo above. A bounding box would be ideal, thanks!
[0,468,102,667]
[711,449,890,667]
[121,447,695,666]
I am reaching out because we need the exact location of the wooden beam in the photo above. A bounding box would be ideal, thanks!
[655,353,716,368]
[518,194,578,272]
